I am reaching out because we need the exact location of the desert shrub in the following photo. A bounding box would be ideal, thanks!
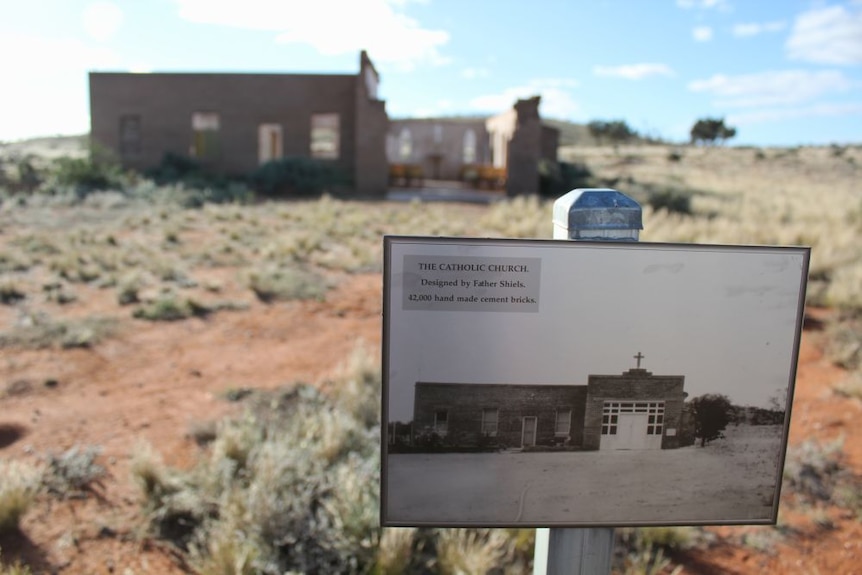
[135,383,380,573]
[246,265,328,303]
[434,529,511,575]
[43,282,76,305]
[143,153,253,207]
[132,293,209,321]
[0,314,117,349]
[615,527,708,574]
[116,272,145,305]
[477,195,551,239]
[374,528,416,574]
[186,420,218,447]
[646,188,692,215]
[179,182,254,208]
[325,342,381,428]
[41,445,106,500]
[249,157,350,197]
[51,147,125,195]
[0,252,31,274]
[15,158,43,193]
[783,439,847,505]
[0,283,25,304]
[825,314,862,370]
[834,372,862,401]
[145,152,204,186]
[0,459,42,534]
[0,550,33,575]
[538,160,596,197]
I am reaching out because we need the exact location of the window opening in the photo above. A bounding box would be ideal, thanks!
[481,408,498,436]
[310,113,340,159]
[434,410,448,436]
[463,128,477,164]
[398,127,412,161]
[555,410,571,436]
[191,112,220,159]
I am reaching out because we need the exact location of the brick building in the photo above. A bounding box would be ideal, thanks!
[412,360,688,451]
[387,96,559,195]
[89,51,388,195]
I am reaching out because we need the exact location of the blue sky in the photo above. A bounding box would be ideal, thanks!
[2,0,861,146]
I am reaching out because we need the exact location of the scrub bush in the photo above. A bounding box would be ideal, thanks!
[0,459,41,534]
[246,266,328,303]
[250,157,350,197]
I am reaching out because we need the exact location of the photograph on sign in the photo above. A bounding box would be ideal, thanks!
[381,236,810,527]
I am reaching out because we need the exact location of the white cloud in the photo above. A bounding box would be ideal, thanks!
[470,78,580,119]
[692,26,713,41]
[727,102,862,126]
[461,67,491,79]
[593,63,675,80]
[732,20,786,37]
[688,70,853,108]
[83,1,123,43]
[786,4,862,65]
[0,34,121,140]
[174,0,450,71]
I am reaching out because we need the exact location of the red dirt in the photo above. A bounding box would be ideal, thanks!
[1,277,860,574]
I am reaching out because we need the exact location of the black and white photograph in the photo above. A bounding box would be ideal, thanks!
[382,236,810,527]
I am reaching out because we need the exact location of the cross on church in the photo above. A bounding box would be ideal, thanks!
[634,351,645,368]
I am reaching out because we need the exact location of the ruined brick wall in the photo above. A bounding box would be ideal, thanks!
[413,382,587,449]
[353,51,389,196]
[386,119,490,180]
[89,62,394,195]
[505,96,542,196]
[541,124,560,163]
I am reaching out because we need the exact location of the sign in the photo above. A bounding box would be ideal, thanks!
[381,236,810,528]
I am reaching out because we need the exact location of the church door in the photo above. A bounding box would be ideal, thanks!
[521,417,537,447]
[600,402,664,450]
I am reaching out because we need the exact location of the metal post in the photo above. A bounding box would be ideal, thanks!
[534,188,643,575]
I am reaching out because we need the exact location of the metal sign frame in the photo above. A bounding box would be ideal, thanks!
[381,236,810,528]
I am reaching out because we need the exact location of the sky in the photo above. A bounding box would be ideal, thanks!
[1,0,861,146]
[385,239,809,421]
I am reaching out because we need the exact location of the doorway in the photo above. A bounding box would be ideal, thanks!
[521,416,537,447]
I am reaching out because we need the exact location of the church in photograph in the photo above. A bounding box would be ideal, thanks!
[411,354,690,451]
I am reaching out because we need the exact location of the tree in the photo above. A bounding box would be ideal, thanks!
[690,117,737,146]
[588,119,637,146]
[689,393,733,447]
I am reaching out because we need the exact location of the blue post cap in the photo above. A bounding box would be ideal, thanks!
[553,188,643,241]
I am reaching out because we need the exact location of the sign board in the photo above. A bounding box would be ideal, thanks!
[381,236,810,528]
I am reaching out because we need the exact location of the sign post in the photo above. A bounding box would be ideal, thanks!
[535,188,644,575]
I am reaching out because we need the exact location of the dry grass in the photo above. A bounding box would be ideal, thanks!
[434,528,513,575]
[2,139,862,573]
[0,459,42,534]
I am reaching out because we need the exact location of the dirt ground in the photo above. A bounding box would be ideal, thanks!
[387,425,782,526]
[1,274,860,574]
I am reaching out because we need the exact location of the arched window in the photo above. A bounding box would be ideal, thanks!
[398,127,412,161]
[462,128,477,164]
